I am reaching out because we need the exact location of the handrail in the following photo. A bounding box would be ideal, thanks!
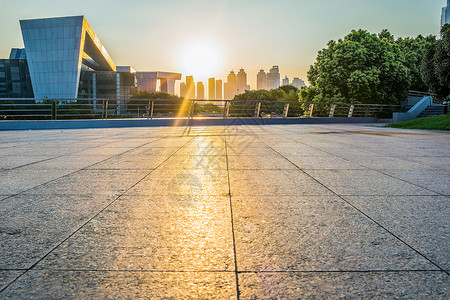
[0,98,401,120]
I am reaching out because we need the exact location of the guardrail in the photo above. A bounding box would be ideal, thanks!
[0,98,401,120]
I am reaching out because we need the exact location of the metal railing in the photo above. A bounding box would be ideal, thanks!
[0,98,401,120]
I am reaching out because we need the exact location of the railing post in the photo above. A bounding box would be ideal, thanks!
[101,100,105,120]
[189,100,194,119]
[255,101,261,118]
[308,104,314,117]
[223,101,230,119]
[329,104,336,117]
[365,106,370,117]
[105,100,109,120]
[150,101,154,119]
[348,104,355,117]
[283,103,290,118]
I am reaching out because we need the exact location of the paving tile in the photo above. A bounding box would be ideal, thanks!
[227,146,278,156]
[159,155,227,170]
[232,196,436,272]
[37,195,235,271]
[227,155,297,170]
[0,167,74,195]
[286,155,366,170]
[305,169,437,196]
[381,169,450,195]
[343,195,450,270]
[127,169,229,196]
[0,271,23,292]
[239,271,449,299]
[0,194,115,269]
[86,155,169,170]
[1,270,236,299]
[229,170,332,196]
[25,170,149,197]
[25,155,112,170]
[398,156,450,170]
[125,147,180,156]
[0,155,59,170]
[346,156,432,170]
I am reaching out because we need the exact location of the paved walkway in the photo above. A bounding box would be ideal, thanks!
[0,124,448,298]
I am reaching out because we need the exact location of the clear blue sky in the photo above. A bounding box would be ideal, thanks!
[0,0,445,89]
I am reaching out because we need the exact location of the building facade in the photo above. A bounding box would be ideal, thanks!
[0,49,34,98]
[257,69,267,90]
[215,79,223,100]
[291,77,306,89]
[442,1,450,31]
[266,66,280,89]
[197,82,205,99]
[282,76,290,86]
[208,78,215,100]
[1,16,181,100]
[224,71,237,100]
[236,68,250,95]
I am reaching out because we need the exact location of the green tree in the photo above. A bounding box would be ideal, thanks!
[396,34,436,92]
[421,24,450,100]
[304,29,410,104]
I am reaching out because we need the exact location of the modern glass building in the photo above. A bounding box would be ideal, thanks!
[1,16,181,100]
[0,49,34,98]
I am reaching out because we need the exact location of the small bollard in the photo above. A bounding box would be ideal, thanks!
[443,101,448,115]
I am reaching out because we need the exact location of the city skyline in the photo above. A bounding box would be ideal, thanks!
[0,0,445,93]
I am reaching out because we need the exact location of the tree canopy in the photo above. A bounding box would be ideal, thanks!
[421,24,450,100]
[302,29,436,104]
[233,87,298,102]
[130,91,181,99]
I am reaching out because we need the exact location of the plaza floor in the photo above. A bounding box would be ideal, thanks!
[0,124,448,298]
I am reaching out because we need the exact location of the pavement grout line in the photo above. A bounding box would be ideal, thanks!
[240,126,450,276]
[0,128,209,294]
[0,269,445,273]
[224,134,241,300]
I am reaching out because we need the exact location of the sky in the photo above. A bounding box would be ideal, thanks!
[0,0,446,95]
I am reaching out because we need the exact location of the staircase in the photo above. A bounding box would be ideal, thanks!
[417,105,444,118]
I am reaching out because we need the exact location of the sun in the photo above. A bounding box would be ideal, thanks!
[179,42,222,79]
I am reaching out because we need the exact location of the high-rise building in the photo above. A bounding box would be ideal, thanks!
[442,1,450,31]
[237,68,250,94]
[291,77,306,89]
[180,82,187,98]
[257,69,267,90]
[185,75,195,99]
[266,66,280,89]
[197,81,205,99]
[224,71,237,99]
[282,76,290,86]
[208,78,215,100]
[216,79,223,100]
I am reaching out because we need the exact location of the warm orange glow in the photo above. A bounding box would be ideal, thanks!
[179,42,223,79]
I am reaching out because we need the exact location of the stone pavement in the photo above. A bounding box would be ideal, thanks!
[0,124,448,299]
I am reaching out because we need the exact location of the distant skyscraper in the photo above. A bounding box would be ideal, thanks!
[208,78,215,100]
[186,75,195,99]
[224,71,237,99]
[197,81,205,99]
[216,79,223,100]
[237,68,250,94]
[442,1,450,31]
[180,82,187,98]
[266,66,280,89]
[292,77,306,89]
[257,69,267,90]
[282,76,290,86]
